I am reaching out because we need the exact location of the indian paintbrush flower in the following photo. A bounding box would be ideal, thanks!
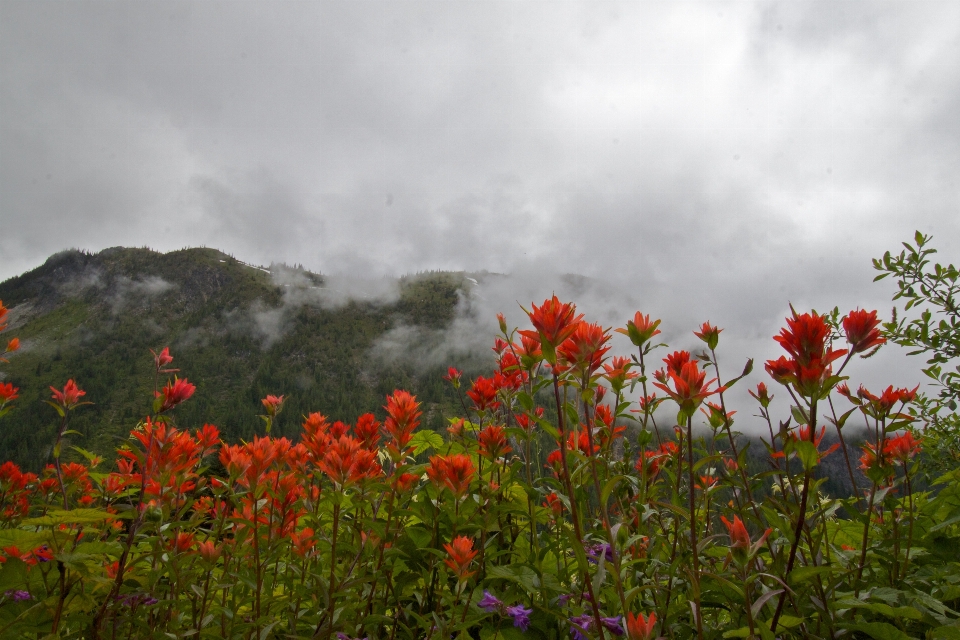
[616,311,662,348]
[694,321,722,350]
[157,377,195,413]
[625,612,657,640]
[843,308,886,354]
[443,535,478,581]
[520,295,584,365]
[721,515,771,564]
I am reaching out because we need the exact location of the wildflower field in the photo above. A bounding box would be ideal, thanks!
[0,232,958,639]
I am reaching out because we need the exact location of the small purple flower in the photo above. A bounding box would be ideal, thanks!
[118,593,158,607]
[4,589,30,602]
[478,590,504,613]
[601,616,625,636]
[557,593,573,606]
[506,604,532,631]
[570,614,592,640]
[586,543,614,564]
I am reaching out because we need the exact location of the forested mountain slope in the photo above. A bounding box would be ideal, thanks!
[0,247,480,470]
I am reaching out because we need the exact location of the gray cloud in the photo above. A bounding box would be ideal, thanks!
[1,0,958,419]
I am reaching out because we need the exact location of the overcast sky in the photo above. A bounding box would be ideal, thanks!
[2,1,959,409]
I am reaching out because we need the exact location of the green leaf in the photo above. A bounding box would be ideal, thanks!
[600,475,627,506]
[0,557,27,592]
[788,565,836,584]
[409,431,444,456]
[486,564,538,593]
[790,404,810,425]
[22,508,115,526]
[0,529,51,549]
[845,622,913,640]
[794,440,820,471]
[931,626,960,640]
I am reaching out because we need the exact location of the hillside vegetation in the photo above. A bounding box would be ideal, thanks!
[0,247,480,470]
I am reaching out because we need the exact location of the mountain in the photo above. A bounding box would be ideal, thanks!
[0,246,485,470]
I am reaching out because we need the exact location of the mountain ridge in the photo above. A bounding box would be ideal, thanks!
[0,246,480,470]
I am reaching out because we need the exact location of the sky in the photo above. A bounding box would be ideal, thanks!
[2,1,959,415]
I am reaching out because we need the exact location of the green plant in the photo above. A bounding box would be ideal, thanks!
[874,230,960,476]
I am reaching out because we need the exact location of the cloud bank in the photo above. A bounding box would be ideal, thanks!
[1,0,957,417]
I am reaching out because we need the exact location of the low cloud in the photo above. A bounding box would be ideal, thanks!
[269,264,401,310]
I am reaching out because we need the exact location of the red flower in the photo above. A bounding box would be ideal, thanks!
[391,472,419,493]
[520,296,583,364]
[477,425,511,460]
[859,441,889,473]
[197,540,222,563]
[843,309,886,354]
[695,474,718,491]
[557,322,611,375]
[565,430,598,457]
[150,347,176,372]
[594,404,625,447]
[721,515,771,563]
[443,367,462,389]
[330,421,350,439]
[694,321,722,350]
[786,424,839,459]
[167,532,195,554]
[50,380,86,410]
[383,390,422,459]
[301,412,331,461]
[616,312,662,348]
[5,337,19,354]
[603,356,637,394]
[663,351,691,376]
[515,407,544,433]
[652,351,724,418]
[426,454,476,499]
[721,515,751,549]
[765,311,847,396]
[516,333,543,368]
[289,528,316,558]
[883,431,921,462]
[261,394,285,417]
[467,376,500,412]
[545,449,563,476]
[319,435,382,486]
[353,413,381,450]
[0,382,18,404]
[196,424,220,452]
[447,418,466,438]
[158,377,195,413]
[443,535,478,581]
[857,384,919,419]
[544,492,563,517]
[625,611,658,640]
[747,382,770,408]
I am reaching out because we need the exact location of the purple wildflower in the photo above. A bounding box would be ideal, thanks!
[557,593,573,606]
[506,604,532,631]
[479,590,504,613]
[4,589,30,602]
[586,543,614,564]
[570,614,592,640]
[602,616,625,636]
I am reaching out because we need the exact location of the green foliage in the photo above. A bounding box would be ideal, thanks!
[874,231,960,477]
